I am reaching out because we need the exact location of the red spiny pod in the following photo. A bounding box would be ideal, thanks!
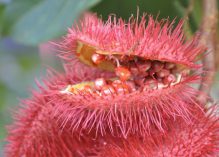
[94,108,219,157]
[5,12,218,157]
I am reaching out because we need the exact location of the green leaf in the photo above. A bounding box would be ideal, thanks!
[92,0,179,21]
[173,0,185,18]
[10,0,101,46]
[2,0,42,36]
[174,0,201,34]
[0,4,5,38]
[192,0,202,26]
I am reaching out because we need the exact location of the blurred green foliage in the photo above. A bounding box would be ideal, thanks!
[93,0,179,20]
[0,0,219,156]
[1,0,100,45]
[0,0,218,45]
[1,0,42,35]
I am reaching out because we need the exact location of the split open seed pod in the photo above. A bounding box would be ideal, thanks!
[55,13,205,137]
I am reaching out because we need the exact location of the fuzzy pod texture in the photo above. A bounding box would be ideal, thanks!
[5,61,114,157]
[5,66,219,156]
[95,108,219,157]
[55,13,206,137]
[5,13,219,157]
[53,73,203,138]
[59,13,204,68]
[5,76,219,157]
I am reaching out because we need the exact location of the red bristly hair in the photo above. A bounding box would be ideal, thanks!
[54,14,206,137]
[94,107,219,157]
[5,66,219,156]
[59,13,204,68]
[5,13,219,157]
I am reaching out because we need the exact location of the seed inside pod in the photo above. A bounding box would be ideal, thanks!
[115,66,131,82]
[114,84,130,95]
[163,74,176,85]
[152,61,164,72]
[94,78,107,90]
[61,42,191,95]
[156,69,170,78]
[91,53,105,64]
[101,85,116,95]
[137,61,151,72]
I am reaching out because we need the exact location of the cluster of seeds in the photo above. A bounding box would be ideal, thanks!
[61,53,186,96]
[115,60,178,86]
[94,78,136,95]
[62,79,136,96]
[92,53,182,87]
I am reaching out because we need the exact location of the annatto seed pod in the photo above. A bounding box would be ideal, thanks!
[54,13,205,137]
[6,13,218,157]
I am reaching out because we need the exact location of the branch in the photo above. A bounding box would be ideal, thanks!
[198,0,218,104]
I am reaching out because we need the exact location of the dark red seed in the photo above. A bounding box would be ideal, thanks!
[106,79,113,84]
[130,66,139,76]
[137,60,151,72]
[134,76,145,86]
[94,78,107,90]
[162,74,176,85]
[91,53,105,64]
[141,71,149,77]
[120,55,133,63]
[156,69,170,78]
[125,81,136,92]
[145,78,157,84]
[165,62,175,69]
[115,66,131,81]
[152,61,164,72]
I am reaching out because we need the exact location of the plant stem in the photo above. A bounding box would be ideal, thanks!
[198,0,218,104]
